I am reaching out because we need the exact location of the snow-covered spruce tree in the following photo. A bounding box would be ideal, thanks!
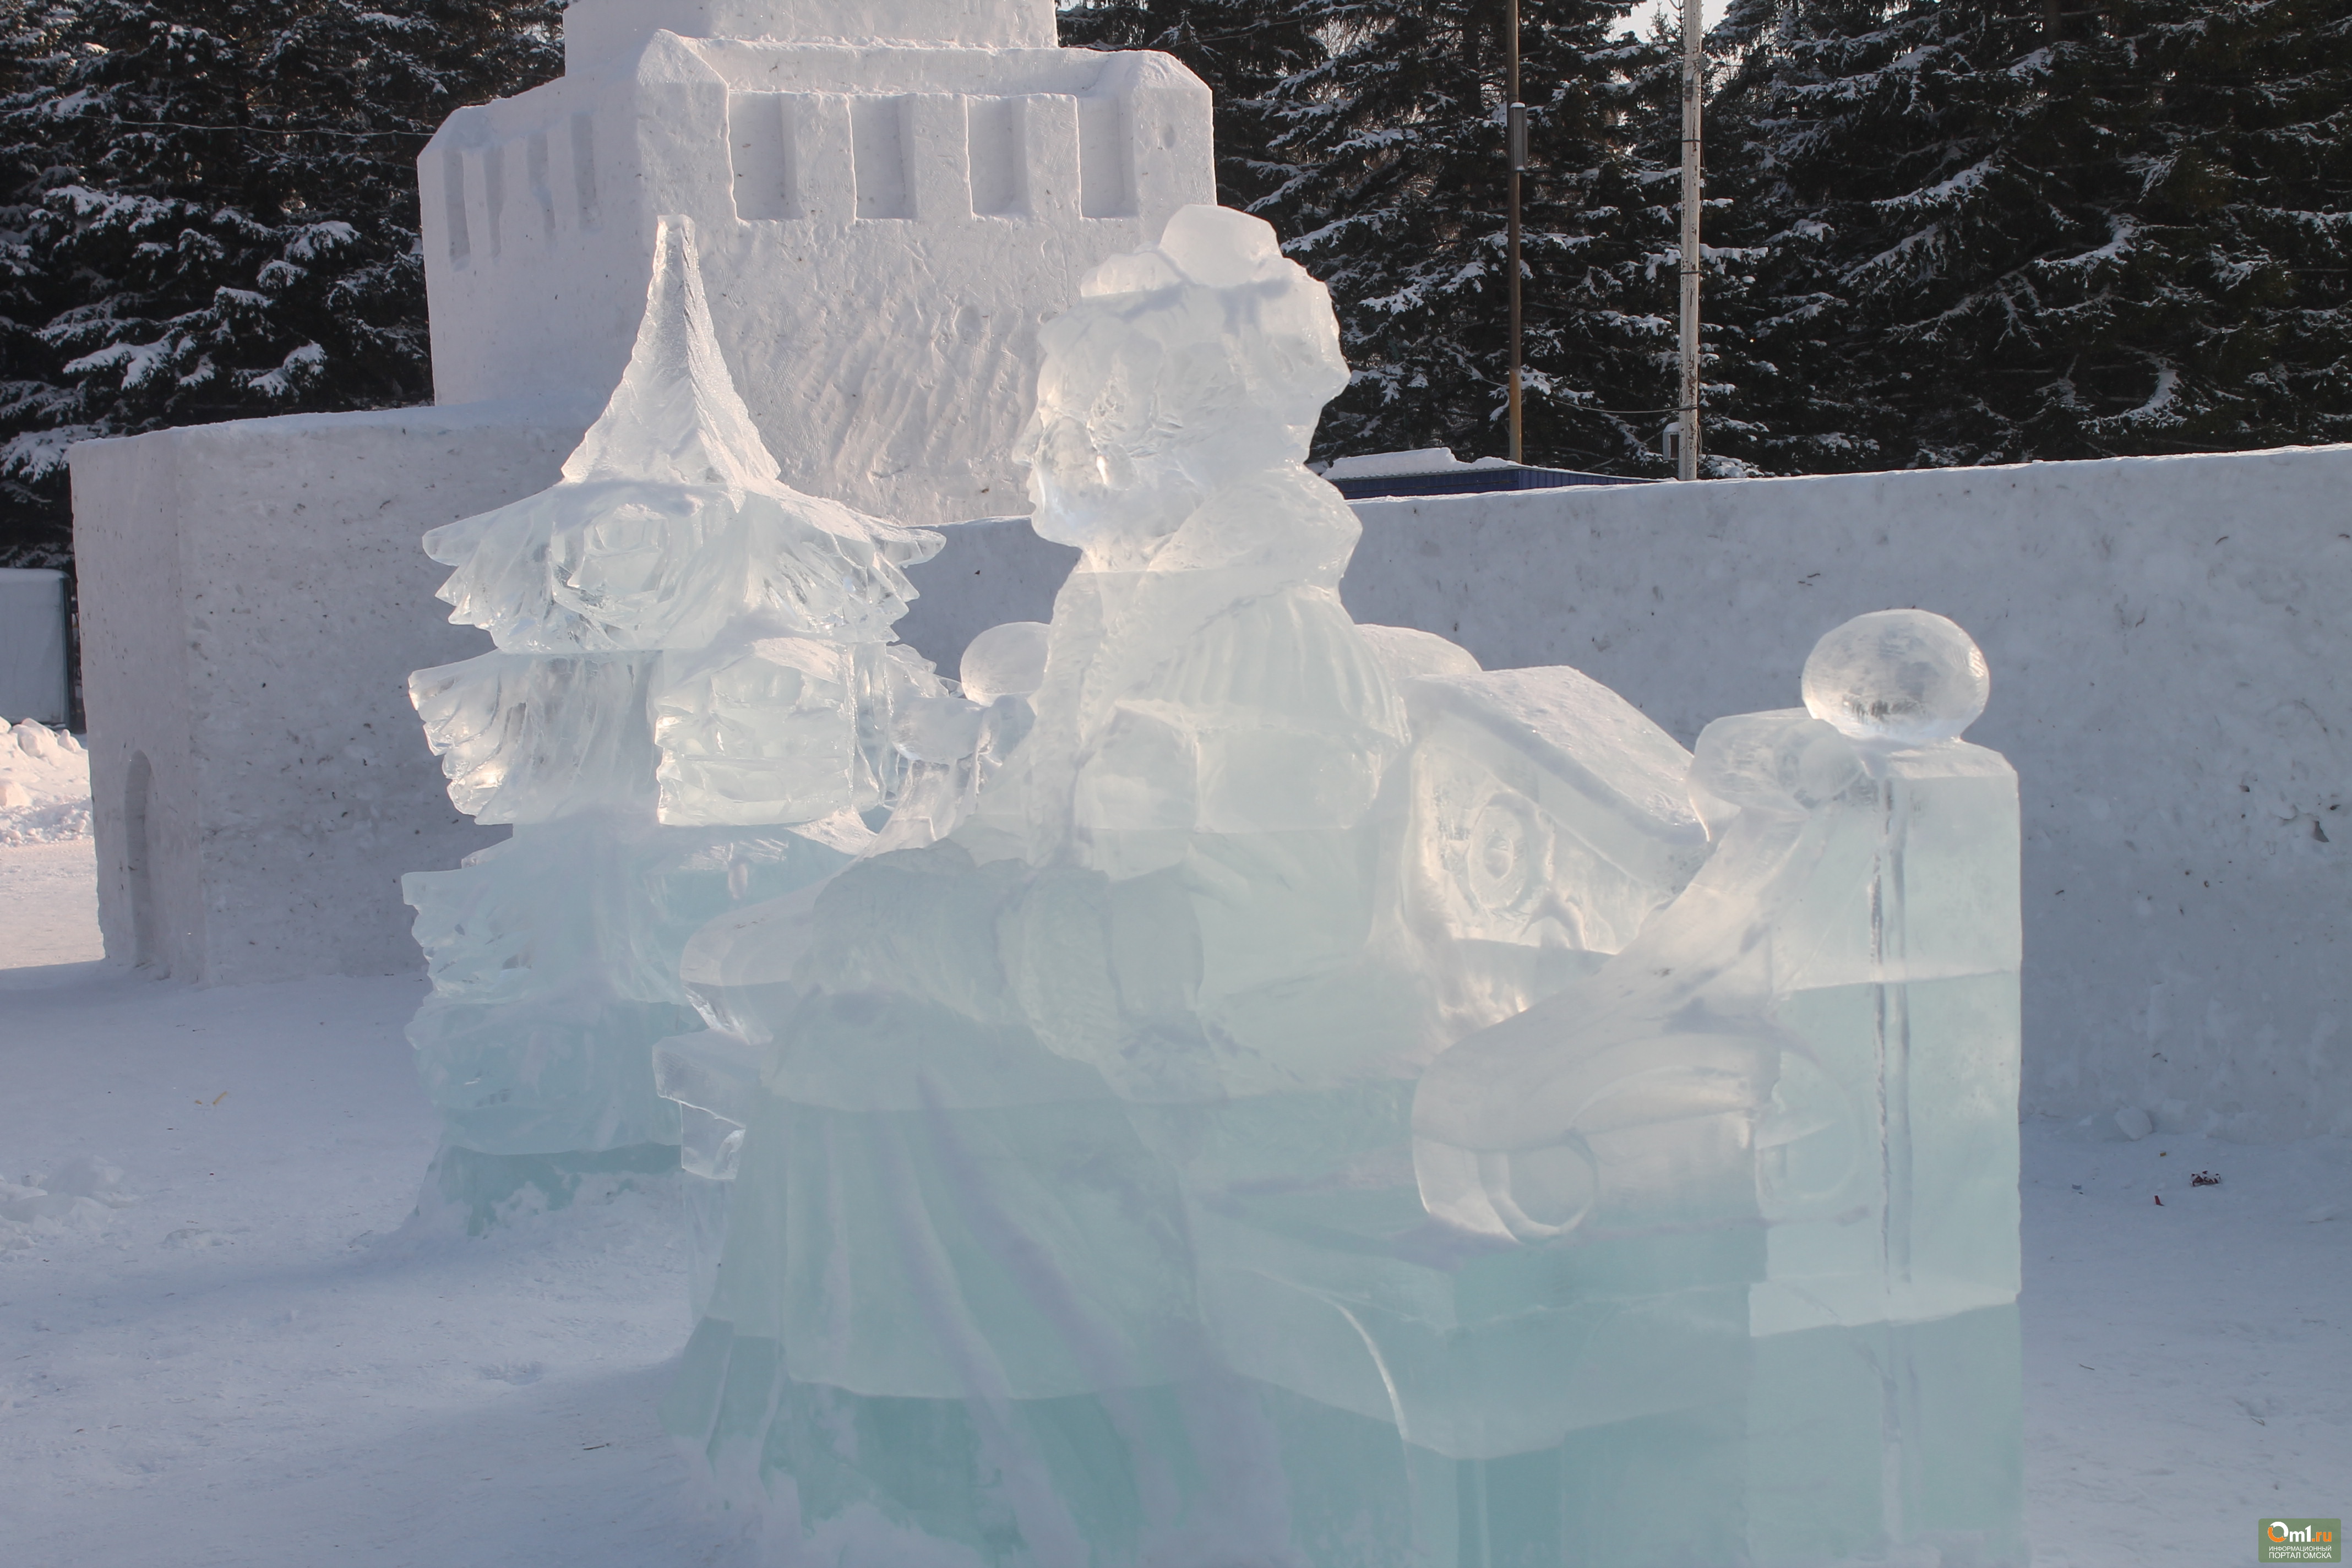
[1702,0,2145,470]
[2091,0,2352,455]
[0,0,83,565]
[1253,0,1676,470]
[1708,0,2352,470]
[0,0,562,568]
[1058,0,1328,213]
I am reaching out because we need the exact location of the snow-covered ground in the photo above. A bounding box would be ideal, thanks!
[0,719,91,848]
[1,846,2345,1566]
[1,721,101,974]
[0,841,101,970]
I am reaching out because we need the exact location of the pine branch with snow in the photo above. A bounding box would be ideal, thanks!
[0,0,563,568]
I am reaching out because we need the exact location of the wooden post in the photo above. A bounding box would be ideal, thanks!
[1678,0,1703,480]
[1507,0,1525,464]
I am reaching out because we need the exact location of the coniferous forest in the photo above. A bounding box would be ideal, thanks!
[0,0,564,568]
[3,0,2347,568]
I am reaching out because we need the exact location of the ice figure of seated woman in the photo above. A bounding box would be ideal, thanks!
[663,206,1446,1560]
[968,204,1437,1101]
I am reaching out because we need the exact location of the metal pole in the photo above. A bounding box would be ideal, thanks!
[1506,0,1524,465]
[1677,0,1702,480]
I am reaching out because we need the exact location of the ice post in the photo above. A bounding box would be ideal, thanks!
[654,206,2024,1566]
[401,216,946,1222]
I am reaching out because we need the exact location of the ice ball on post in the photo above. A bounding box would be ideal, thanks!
[1801,608,1989,747]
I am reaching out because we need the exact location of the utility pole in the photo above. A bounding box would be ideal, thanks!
[1677,0,1703,480]
[1506,0,1526,464]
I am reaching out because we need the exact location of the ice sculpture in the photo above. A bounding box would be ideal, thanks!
[654,204,2024,1566]
[401,216,945,1219]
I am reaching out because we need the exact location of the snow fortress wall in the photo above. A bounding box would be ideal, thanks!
[67,402,586,983]
[418,0,1213,528]
[66,425,2352,1143]
[901,446,2352,1144]
[1333,447,2352,1145]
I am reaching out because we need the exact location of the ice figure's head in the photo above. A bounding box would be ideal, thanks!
[1021,205,1347,555]
[1801,609,1989,747]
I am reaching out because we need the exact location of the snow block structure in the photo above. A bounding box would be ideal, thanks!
[69,0,1211,983]
[418,0,1212,526]
[68,404,583,981]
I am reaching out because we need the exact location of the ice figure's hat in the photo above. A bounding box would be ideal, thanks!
[1047,205,1348,442]
[1080,204,1304,298]
[560,216,782,496]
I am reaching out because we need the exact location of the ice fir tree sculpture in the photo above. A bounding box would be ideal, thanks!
[401,216,945,1220]
[654,207,2026,1566]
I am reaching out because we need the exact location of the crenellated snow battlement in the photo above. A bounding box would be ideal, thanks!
[561,0,1059,69]
[419,24,1212,530]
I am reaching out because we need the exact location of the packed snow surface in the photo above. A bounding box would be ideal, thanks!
[0,849,2347,1564]
[0,840,101,969]
[0,720,90,846]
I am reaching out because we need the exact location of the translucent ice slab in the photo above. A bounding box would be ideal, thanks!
[404,820,845,1156]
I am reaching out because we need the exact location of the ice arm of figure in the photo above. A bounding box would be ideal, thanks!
[864,620,1048,854]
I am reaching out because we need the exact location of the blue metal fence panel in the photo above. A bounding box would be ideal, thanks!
[0,568,72,726]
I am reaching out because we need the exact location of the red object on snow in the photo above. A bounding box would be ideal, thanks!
[2153,1194,2164,1206]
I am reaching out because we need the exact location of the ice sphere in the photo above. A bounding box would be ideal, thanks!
[1801,607,1990,746]
[656,212,2025,1565]
[957,618,1050,702]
